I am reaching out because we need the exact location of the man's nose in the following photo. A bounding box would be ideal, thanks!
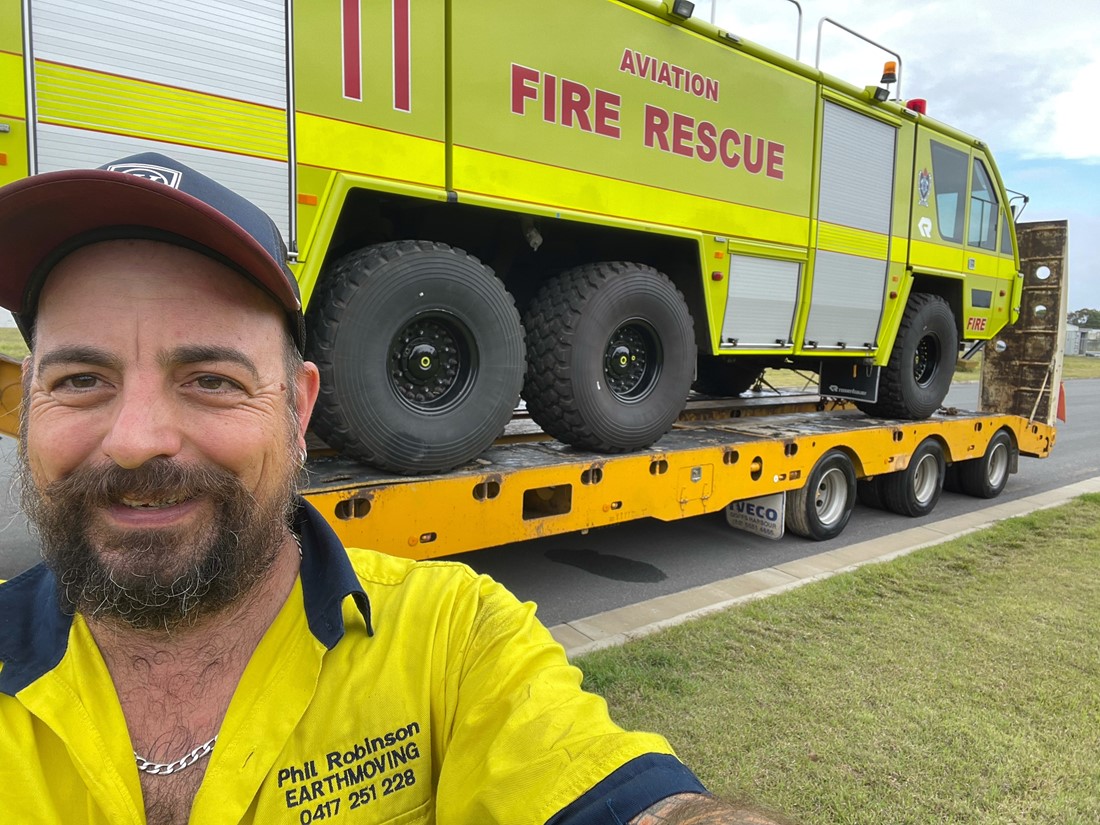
[100,381,183,469]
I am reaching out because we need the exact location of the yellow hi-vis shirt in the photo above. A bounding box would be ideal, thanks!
[0,500,704,824]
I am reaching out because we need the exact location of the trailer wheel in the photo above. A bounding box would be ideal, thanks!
[956,429,1015,499]
[785,450,856,541]
[523,262,695,451]
[306,241,525,474]
[692,355,763,397]
[880,438,946,517]
[857,293,957,419]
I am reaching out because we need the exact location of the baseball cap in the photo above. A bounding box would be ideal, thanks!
[0,152,306,352]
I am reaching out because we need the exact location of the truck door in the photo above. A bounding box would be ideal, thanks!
[909,130,969,277]
[22,0,293,242]
[963,152,1019,335]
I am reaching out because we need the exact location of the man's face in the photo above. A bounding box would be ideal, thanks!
[19,239,319,630]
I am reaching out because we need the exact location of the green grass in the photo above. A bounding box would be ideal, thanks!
[577,496,1100,824]
[1061,355,1100,379]
[0,327,28,359]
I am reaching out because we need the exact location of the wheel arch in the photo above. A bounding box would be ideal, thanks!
[918,432,952,461]
[948,425,1019,473]
[304,182,710,347]
[910,273,964,338]
[822,444,865,479]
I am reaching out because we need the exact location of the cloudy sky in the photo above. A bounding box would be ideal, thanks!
[3,1,1096,328]
[704,0,1099,313]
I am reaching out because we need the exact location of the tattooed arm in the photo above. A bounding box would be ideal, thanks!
[629,793,787,825]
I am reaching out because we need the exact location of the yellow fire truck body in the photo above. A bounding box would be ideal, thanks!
[2,0,1025,477]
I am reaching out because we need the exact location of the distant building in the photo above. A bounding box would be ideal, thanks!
[1068,324,1100,356]
[1085,329,1100,356]
[1067,324,1081,354]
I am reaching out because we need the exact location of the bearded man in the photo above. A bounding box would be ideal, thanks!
[0,154,784,825]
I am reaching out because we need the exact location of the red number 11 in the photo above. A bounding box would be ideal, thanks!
[342,0,411,112]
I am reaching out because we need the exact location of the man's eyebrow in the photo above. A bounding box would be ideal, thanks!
[35,346,123,375]
[163,345,261,382]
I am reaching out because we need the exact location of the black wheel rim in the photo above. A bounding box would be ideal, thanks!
[913,333,941,388]
[389,313,476,412]
[603,320,662,401]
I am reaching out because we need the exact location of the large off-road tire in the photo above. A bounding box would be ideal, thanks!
[306,241,525,474]
[956,429,1015,499]
[785,449,856,541]
[522,262,695,452]
[880,438,946,517]
[857,293,957,419]
[692,355,763,397]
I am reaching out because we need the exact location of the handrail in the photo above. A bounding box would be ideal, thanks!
[285,0,298,259]
[21,0,37,175]
[815,17,902,101]
[709,0,803,60]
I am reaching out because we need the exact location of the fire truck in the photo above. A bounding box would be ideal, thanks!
[3,2,1066,558]
[2,0,1028,477]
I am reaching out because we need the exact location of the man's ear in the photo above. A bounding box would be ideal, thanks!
[295,361,321,444]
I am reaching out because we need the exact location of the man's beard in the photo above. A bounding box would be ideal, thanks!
[18,453,299,632]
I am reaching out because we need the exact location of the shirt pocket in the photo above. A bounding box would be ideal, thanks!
[352,797,431,824]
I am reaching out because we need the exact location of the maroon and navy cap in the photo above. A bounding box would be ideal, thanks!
[0,152,306,352]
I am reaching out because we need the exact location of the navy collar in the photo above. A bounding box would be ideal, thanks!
[295,498,373,647]
[0,497,371,696]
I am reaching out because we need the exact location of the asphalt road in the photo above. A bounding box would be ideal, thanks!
[449,379,1100,626]
[3,380,1098,629]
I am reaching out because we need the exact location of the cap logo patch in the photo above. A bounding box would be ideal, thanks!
[106,162,183,189]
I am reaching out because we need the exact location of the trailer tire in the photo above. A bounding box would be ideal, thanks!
[857,477,885,510]
[523,262,695,452]
[857,293,957,419]
[880,438,945,517]
[956,429,1015,498]
[692,355,763,397]
[785,450,856,541]
[306,241,525,474]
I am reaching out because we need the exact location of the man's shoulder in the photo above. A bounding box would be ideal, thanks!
[0,564,73,696]
[0,563,60,621]
[343,547,481,590]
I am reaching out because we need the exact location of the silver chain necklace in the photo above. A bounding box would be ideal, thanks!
[134,735,218,776]
[130,533,301,777]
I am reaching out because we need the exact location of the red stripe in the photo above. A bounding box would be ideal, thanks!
[393,0,411,111]
[342,0,361,101]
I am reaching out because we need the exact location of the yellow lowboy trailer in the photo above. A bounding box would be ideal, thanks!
[305,403,1056,558]
[298,221,1066,558]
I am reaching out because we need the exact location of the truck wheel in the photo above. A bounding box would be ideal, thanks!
[956,429,1015,498]
[785,449,856,540]
[692,355,762,397]
[523,262,695,452]
[306,241,525,474]
[857,293,957,419]
[880,438,945,517]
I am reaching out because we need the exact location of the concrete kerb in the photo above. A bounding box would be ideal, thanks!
[549,476,1100,659]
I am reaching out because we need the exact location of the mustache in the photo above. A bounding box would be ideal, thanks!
[37,457,246,509]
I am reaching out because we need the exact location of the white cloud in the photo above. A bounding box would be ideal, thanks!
[710,0,1098,162]
[706,0,1100,309]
